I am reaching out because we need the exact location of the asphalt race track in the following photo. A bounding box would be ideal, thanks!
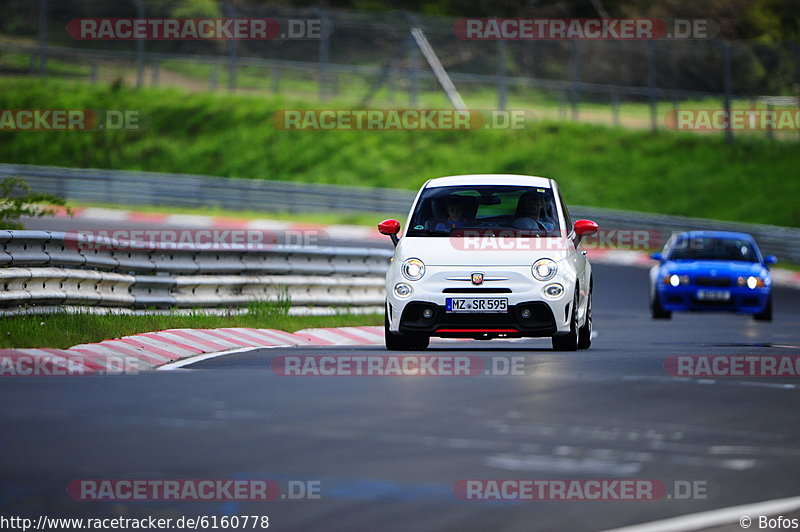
[2,263,799,531]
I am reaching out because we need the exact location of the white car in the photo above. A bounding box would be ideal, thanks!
[378,174,598,351]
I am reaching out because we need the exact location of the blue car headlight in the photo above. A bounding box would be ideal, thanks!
[664,274,690,286]
[737,276,765,289]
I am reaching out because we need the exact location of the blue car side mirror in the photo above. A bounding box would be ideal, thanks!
[650,252,664,262]
[764,255,778,265]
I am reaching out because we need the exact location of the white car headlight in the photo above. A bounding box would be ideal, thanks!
[532,258,557,281]
[402,258,425,281]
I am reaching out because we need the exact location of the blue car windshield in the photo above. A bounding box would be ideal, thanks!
[407,185,560,237]
[668,237,759,263]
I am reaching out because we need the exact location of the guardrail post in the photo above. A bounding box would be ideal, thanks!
[38,0,47,77]
[133,0,145,89]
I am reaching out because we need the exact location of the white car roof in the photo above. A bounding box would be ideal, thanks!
[424,174,554,188]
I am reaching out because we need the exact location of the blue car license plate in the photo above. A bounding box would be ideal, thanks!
[696,290,731,302]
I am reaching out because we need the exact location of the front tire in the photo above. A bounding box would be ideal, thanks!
[651,290,671,320]
[753,294,773,321]
[385,312,430,350]
[577,286,592,350]
[552,291,579,351]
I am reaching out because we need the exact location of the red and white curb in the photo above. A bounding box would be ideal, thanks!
[0,326,385,376]
[45,207,800,289]
[47,206,383,242]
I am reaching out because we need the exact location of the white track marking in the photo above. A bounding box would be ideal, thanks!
[603,494,800,532]
[157,346,283,370]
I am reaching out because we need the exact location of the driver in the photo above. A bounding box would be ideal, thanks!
[434,196,471,231]
[515,191,555,231]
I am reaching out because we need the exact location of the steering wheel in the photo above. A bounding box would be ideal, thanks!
[512,217,546,231]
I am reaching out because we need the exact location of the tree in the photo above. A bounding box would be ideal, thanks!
[0,178,70,230]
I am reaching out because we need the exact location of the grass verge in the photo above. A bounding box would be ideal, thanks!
[0,302,382,349]
[1,78,798,227]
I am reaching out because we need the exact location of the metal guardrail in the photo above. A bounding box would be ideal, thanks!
[0,231,391,309]
[0,163,414,215]
[4,163,800,263]
[569,205,800,264]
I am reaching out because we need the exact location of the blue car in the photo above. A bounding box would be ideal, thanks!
[649,231,776,321]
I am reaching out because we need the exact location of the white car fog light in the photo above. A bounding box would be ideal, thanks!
[402,258,426,281]
[520,308,532,319]
[394,283,412,298]
[543,283,564,299]
[532,258,558,281]
[422,308,434,319]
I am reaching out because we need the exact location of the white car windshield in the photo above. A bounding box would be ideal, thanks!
[407,185,561,237]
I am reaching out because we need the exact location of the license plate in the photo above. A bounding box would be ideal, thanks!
[697,290,731,302]
[446,298,508,313]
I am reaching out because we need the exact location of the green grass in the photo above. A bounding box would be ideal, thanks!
[0,302,382,349]
[1,77,799,227]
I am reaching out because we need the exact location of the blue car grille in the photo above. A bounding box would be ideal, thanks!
[695,276,731,287]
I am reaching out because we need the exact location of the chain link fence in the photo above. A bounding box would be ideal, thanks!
[2,1,799,138]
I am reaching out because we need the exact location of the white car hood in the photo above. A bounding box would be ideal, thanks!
[396,236,571,266]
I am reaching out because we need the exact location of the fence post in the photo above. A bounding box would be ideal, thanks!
[151,62,159,86]
[766,103,774,140]
[133,0,145,88]
[717,40,734,144]
[318,8,331,100]
[611,88,619,126]
[38,0,47,77]
[271,67,281,94]
[570,40,580,121]
[223,2,237,92]
[497,40,507,111]
[408,32,419,107]
[90,56,98,83]
[210,62,218,91]
[647,40,657,132]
